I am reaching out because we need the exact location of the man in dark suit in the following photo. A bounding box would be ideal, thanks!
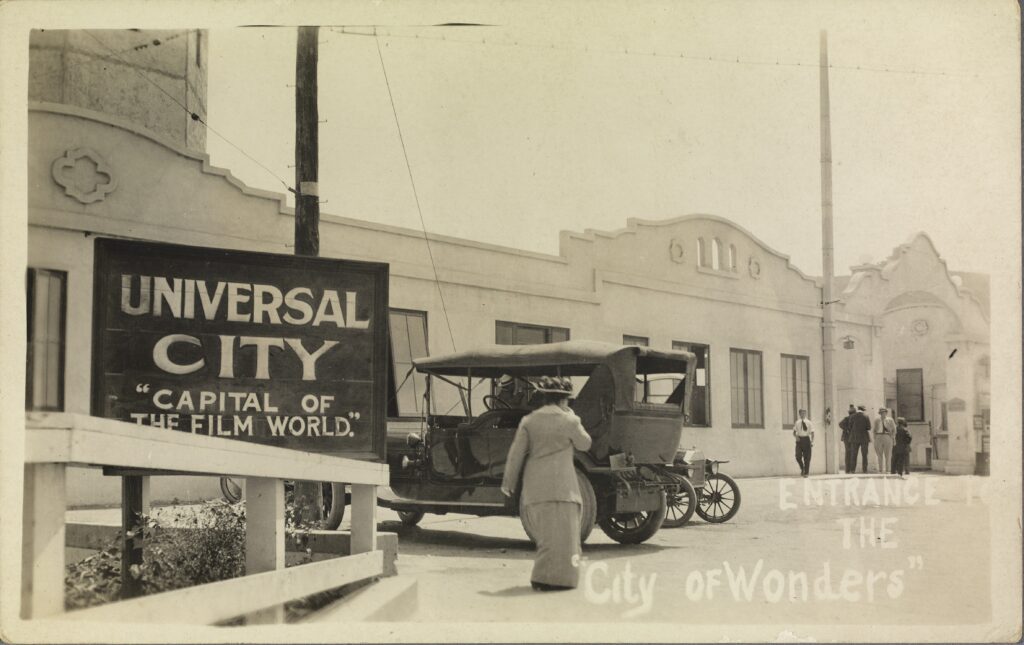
[838,404,857,473]
[849,405,873,473]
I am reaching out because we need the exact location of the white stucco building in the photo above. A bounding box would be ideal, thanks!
[24,30,990,506]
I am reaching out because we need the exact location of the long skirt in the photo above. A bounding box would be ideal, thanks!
[523,501,582,588]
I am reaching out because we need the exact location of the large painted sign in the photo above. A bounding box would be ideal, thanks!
[91,238,389,461]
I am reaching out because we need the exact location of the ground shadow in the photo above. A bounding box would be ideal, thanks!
[478,586,541,598]
[381,521,675,559]
[381,521,535,557]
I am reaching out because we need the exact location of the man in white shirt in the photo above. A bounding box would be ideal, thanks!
[872,407,897,474]
[792,408,815,477]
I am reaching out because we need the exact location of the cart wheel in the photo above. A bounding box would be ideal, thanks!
[696,473,741,523]
[322,482,346,530]
[662,477,697,528]
[520,469,596,543]
[597,492,667,544]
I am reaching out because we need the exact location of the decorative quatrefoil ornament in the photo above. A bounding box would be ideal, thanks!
[51,147,118,204]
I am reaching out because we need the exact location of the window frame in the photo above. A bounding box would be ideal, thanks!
[896,368,925,422]
[780,353,811,428]
[729,347,764,428]
[622,334,649,347]
[26,268,67,412]
[387,308,429,419]
[495,320,570,345]
[673,341,711,427]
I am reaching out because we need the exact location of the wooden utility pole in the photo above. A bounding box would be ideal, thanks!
[294,25,320,256]
[293,25,323,522]
[820,30,839,474]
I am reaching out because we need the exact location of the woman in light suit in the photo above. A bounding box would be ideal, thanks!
[501,376,592,591]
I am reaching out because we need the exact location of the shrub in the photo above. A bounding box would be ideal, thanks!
[65,500,247,610]
[65,496,323,612]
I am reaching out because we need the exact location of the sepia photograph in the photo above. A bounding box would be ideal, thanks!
[0,0,1020,642]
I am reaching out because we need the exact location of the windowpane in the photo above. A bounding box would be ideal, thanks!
[495,321,513,345]
[674,341,710,426]
[517,326,547,345]
[26,269,66,411]
[389,310,428,417]
[896,369,924,422]
[623,335,649,346]
[495,321,570,345]
[730,348,763,428]
[780,355,810,427]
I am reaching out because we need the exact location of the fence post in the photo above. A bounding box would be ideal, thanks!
[350,484,377,554]
[21,463,67,618]
[120,475,150,599]
[245,477,285,624]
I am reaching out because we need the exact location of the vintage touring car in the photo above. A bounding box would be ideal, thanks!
[379,340,700,544]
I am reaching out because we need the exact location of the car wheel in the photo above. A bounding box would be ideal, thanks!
[220,476,242,503]
[520,469,596,543]
[695,473,741,523]
[397,509,425,526]
[662,477,697,528]
[597,491,667,544]
[322,482,346,530]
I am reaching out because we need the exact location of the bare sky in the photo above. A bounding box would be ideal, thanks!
[205,1,1019,277]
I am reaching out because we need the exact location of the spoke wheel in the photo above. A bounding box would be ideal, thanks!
[597,491,667,544]
[696,473,741,523]
[662,477,697,528]
[520,470,596,544]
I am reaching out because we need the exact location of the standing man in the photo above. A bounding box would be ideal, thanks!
[873,407,896,474]
[849,405,873,473]
[792,408,815,477]
[838,404,856,473]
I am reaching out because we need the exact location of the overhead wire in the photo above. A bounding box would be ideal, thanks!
[326,25,987,80]
[82,30,294,195]
[373,28,459,354]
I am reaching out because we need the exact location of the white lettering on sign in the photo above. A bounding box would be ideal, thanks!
[152,334,340,380]
[120,274,371,329]
[153,334,204,375]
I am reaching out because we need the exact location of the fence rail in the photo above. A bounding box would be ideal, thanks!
[21,412,389,625]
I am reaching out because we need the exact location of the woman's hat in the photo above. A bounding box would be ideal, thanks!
[531,376,573,395]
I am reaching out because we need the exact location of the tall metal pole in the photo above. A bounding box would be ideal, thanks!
[293,25,323,521]
[820,30,838,474]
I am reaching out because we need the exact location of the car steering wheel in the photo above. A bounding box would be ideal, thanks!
[482,394,512,410]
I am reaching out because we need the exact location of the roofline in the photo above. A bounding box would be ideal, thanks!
[29,101,569,266]
[560,213,820,286]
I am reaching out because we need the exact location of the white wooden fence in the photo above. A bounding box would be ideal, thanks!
[21,412,389,625]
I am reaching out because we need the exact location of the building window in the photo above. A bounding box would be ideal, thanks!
[730,348,763,428]
[496,320,569,345]
[728,244,737,271]
[780,354,810,427]
[673,341,711,427]
[896,368,924,422]
[711,238,722,270]
[623,335,649,347]
[388,309,429,417]
[26,268,66,411]
[697,238,706,267]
